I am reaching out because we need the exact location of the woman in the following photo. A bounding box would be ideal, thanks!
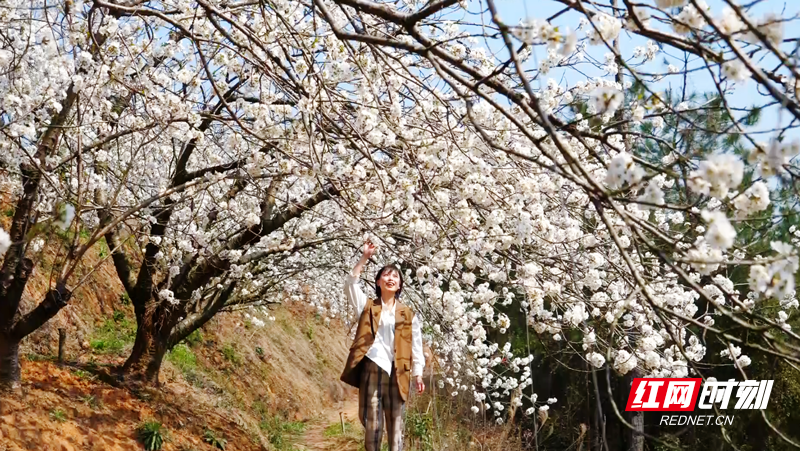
[340,239,425,451]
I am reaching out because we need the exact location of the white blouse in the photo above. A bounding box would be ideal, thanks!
[344,273,425,378]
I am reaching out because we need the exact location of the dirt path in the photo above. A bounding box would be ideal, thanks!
[295,396,361,450]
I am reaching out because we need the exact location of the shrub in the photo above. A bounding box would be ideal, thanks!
[405,410,434,451]
[136,420,168,451]
[203,429,227,450]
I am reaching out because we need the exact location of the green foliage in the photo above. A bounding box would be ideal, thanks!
[221,344,241,364]
[167,344,197,373]
[112,309,126,323]
[24,353,55,362]
[405,410,434,451]
[259,414,305,450]
[72,369,95,380]
[305,324,314,341]
[90,312,135,354]
[120,292,131,305]
[203,429,227,450]
[182,329,204,347]
[255,346,264,357]
[98,238,109,258]
[743,106,761,126]
[323,421,354,437]
[49,408,67,423]
[136,421,168,451]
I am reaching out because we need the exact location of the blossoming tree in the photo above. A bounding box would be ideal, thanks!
[1,0,800,446]
[302,0,800,447]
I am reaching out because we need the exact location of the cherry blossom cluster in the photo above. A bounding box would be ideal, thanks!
[1,0,799,424]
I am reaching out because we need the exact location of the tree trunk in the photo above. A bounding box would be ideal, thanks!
[121,318,171,386]
[120,297,178,386]
[122,282,237,386]
[0,335,21,391]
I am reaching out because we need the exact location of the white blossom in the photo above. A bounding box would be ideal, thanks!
[0,228,10,257]
[587,13,622,45]
[701,211,736,251]
[722,60,751,83]
[590,87,623,116]
[688,154,744,199]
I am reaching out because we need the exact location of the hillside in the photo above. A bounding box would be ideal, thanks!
[0,207,517,450]
[0,248,515,451]
[1,298,362,451]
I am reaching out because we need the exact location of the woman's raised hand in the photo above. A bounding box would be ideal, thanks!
[350,239,375,279]
[362,239,377,260]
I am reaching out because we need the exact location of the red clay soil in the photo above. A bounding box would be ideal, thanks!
[0,360,260,451]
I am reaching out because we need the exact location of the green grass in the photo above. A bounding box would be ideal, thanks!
[323,421,356,437]
[24,353,55,362]
[167,344,197,372]
[89,312,136,354]
[182,329,204,347]
[98,238,109,258]
[49,408,67,423]
[221,344,241,365]
[72,369,96,380]
[112,309,125,322]
[259,415,306,450]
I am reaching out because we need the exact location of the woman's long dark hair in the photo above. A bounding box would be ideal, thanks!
[374,264,404,299]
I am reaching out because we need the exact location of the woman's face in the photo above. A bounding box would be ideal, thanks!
[377,268,401,297]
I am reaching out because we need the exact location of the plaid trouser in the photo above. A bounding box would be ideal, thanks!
[359,358,405,451]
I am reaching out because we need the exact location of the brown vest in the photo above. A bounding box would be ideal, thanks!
[340,298,415,402]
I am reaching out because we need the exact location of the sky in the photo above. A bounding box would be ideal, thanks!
[450,0,800,140]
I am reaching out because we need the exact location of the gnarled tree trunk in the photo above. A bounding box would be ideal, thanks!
[122,323,171,385]
[119,283,236,385]
[0,335,21,391]
[0,283,72,390]
[0,80,81,390]
[120,296,180,386]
